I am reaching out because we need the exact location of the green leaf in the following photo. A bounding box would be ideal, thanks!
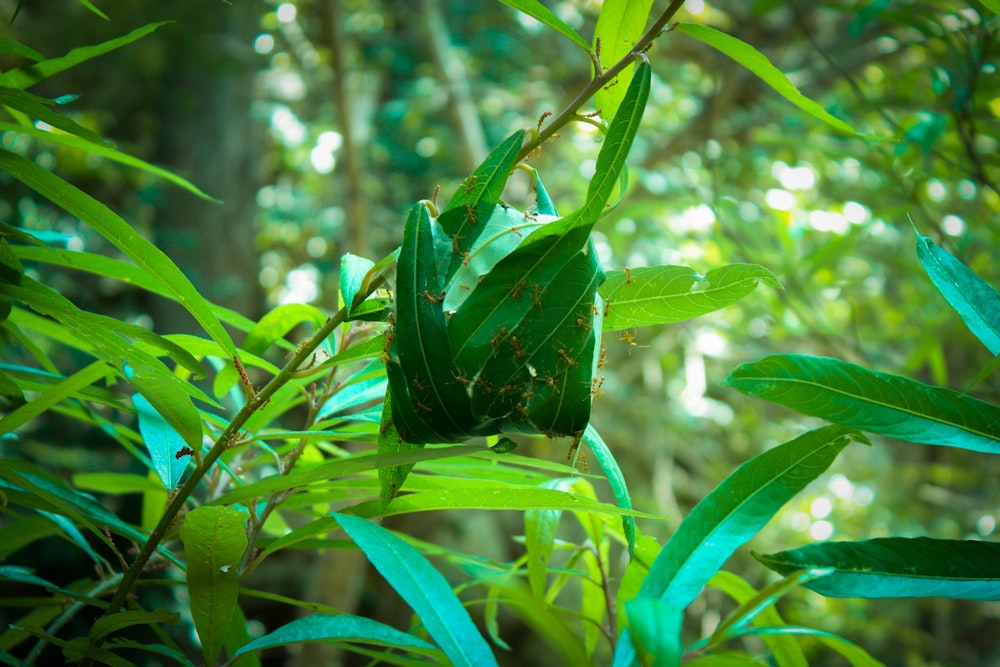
[72,472,162,495]
[731,627,885,667]
[674,23,861,136]
[980,0,1000,13]
[756,537,1000,600]
[0,360,112,436]
[243,303,327,356]
[89,609,179,643]
[232,613,437,659]
[636,425,859,609]
[0,272,205,378]
[524,478,574,597]
[623,597,682,667]
[444,65,650,429]
[0,22,169,90]
[0,87,104,144]
[11,245,253,336]
[128,360,205,450]
[348,487,660,520]
[583,424,635,556]
[0,122,217,201]
[132,394,192,490]
[210,445,480,507]
[723,354,1000,454]
[180,505,248,666]
[600,264,782,331]
[340,253,375,314]
[334,512,498,667]
[0,36,43,61]
[497,0,590,51]
[706,571,807,667]
[76,0,109,20]
[0,149,238,359]
[708,569,831,649]
[915,231,1000,355]
[593,0,653,122]
[377,391,420,509]
[390,203,481,441]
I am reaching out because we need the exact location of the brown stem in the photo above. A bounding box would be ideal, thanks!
[516,0,687,163]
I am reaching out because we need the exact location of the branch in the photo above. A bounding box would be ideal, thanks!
[90,273,387,647]
[516,0,687,162]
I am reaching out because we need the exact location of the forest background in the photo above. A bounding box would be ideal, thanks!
[1,0,999,665]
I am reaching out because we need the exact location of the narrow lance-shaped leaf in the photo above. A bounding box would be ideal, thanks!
[497,0,590,51]
[600,264,782,332]
[0,22,170,89]
[723,354,1000,454]
[636,425,861,609]
[0,360,112,436]
[335,512,498,667]
[674,23,861,136]
[133,393,191,490]
[231,614,438,660]
[593,0,653,122]
[708,569,831,649]
[915,230,1000,355]
[180,505,248,666]
[756,537,1000,601]
[0,149,238,359]
[583,424,636,557]
[706,571,808,667]
[0,122,217,200]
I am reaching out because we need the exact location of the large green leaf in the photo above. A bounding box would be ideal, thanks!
[600,264,782,331]
[0,149,237,359]
[448,63,650,386]
[497,0,590,51]
[674,23,860,136]
[335,513,497,667]
[391,203,482,441]
[916,231,1000,355]
[0,22,169,89]
[592,0,653,122]
[180,505,248,666]
[723,354,1000,454]
[231,614,438,660]
[756,537,1000,600]
[635,425,860,609]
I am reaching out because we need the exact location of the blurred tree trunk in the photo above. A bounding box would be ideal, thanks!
[150,2,265,332]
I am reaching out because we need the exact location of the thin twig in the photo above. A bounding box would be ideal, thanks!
[516,0,687,163]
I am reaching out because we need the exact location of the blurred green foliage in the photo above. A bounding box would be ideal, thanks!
[1,0,999,664]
